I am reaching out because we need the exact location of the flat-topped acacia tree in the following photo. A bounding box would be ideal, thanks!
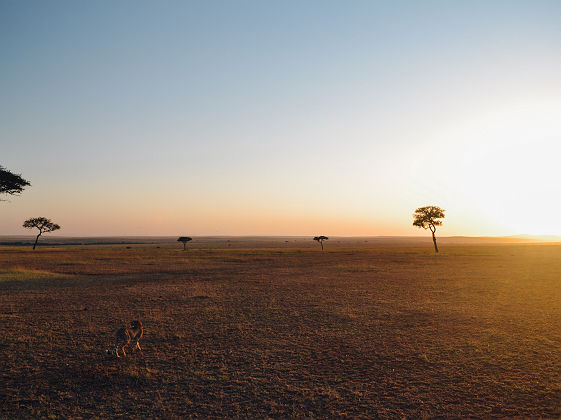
[177,236,192,250]
[313,236,328,250]
[23,217,61,250]
[0,165,30,200]
[413,206,445,253]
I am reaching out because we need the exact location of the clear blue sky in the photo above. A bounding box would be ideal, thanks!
[1,1,560,236]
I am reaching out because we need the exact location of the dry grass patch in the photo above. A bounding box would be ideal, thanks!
[1,244,561,418]
[0,267,70,282]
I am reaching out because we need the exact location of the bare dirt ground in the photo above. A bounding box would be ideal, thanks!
[1,242,561,418]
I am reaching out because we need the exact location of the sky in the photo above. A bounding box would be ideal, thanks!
[1,0,560,237]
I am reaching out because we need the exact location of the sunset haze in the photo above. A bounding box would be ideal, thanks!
[2,0,560,236]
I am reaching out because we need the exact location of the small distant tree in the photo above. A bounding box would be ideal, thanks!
[177,236,192,250]
[23,217,61,250]
[0,165,30,200]
[413,206,445,253]
[313,235,328,250]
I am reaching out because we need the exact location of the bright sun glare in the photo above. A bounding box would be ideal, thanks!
[440,101,561,236]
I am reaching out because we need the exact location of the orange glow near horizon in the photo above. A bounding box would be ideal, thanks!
[2,3,559,238]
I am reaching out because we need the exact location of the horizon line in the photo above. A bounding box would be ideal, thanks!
[1,234,560,240]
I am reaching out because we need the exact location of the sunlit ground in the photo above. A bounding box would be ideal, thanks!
[1,241,561,417]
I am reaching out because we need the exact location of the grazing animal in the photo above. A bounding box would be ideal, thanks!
[106,320,143,358]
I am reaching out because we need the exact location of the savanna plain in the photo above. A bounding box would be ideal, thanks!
[1,239,561,418]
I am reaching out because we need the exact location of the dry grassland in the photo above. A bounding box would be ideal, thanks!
[1,243,561,418]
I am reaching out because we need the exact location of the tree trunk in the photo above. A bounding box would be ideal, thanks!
[183,242,186,251]
[432,231,438,253]
[320,241,324,250]
[33,232,41,250]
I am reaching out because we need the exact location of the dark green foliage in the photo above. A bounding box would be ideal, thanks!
[0,165,30,199]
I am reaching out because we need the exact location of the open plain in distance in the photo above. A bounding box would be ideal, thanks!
[1,237,560,418]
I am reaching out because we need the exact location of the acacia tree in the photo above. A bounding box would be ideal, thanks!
[177,236,192,250]
[23,217,61,250]
[313,235,328,250]
[0,165,30,200]
[413,206,445,253]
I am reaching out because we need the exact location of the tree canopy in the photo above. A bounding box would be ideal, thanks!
[313,236,329,250]
[0,165,30,199]
[413,206,445,253]
[177,236,192,250]
[23,217,61,250]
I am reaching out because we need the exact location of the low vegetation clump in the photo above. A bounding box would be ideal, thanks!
[1,243,560,417]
